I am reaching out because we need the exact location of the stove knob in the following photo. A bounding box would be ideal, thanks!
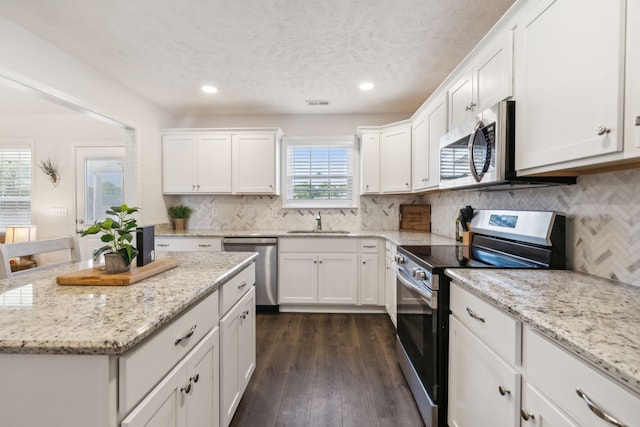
[412,268,427,280]
[394,254,406,264]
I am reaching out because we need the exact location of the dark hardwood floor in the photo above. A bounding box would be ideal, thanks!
[230,313,425,427]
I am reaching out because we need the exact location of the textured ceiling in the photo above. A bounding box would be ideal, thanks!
[0,0,514,116]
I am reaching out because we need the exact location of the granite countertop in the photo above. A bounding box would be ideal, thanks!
[156,228,458,247]
[445,268,640,395]
[0,251,257,356]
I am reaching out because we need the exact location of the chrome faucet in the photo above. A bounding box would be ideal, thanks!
[315,211,322,231]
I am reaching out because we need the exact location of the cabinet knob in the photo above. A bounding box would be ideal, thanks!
[498,385,511,396]
[190,373,200,383]
[181,382,192,394]
[362,261,366,264]
[465,102,476,111]
[634,116,640,127]
[596,126,611,136]
[520,409,535,421]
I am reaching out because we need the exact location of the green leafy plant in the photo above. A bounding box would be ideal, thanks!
[81,204,140,266]
[167,205,192,219]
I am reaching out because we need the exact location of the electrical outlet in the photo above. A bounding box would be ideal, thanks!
[51,207,68,217]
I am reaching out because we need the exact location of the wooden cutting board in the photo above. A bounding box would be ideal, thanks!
[56,258,178,286]
[399,204,431,232]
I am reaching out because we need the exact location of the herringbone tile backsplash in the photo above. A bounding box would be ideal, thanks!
[166,168,640,286]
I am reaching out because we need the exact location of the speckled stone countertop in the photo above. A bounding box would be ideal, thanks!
[445,268,640,395]
[0,251,257,355]
[156,228,457,247]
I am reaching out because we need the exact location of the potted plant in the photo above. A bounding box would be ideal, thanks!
[81,204,140,274]
[167,204,192,230]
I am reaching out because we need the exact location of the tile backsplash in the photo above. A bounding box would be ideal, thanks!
[163,194,428,232]
[164,167,640,286]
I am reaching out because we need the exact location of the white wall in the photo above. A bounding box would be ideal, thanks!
[0,16,173,227]
[0,114,124,239]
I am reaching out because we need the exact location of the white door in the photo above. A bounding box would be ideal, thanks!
[75,146,125,260]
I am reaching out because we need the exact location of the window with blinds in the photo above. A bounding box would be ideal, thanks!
[284,137,356,208]
[0,144,32,227]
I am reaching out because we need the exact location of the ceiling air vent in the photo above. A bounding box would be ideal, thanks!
[305,99,330,106]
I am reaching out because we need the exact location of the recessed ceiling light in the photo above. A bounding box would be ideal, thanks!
[201,85,218,94]
[359,82,375,91]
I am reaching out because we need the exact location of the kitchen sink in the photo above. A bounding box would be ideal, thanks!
[287,230,351,234]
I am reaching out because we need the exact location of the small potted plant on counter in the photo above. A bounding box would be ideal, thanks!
[167,204,192,230]
[81,204,140,274]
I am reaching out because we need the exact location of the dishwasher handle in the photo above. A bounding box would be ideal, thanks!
[223,237,278,245]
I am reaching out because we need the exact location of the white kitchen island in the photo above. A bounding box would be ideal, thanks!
[0,251,257,427]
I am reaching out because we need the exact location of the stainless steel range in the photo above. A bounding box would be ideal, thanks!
[395,209,567,427]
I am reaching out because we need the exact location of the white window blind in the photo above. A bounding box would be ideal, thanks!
[284,137,356,208]
[0,145,32,227]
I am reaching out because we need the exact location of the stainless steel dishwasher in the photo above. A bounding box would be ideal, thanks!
[222,237,278,313]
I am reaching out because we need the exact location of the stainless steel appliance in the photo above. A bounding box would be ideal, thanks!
[223,237,278,313]
[439,101,576,190]
[396,210,566,427]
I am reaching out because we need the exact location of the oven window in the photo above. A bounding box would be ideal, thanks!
[397,273,439,401]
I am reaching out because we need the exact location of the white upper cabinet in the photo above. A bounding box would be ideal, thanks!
[163,134,232,194]
[514,0,625,173]
[232,134,279,194]
[412,94,446,192]
[380,124,412,193]
[625,0,640,160]
[162,128,281,195]
[448,31,513,129]
[359,132,381,194]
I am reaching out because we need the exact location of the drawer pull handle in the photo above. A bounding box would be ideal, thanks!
[576,388,627,426]
[157,243,170,247]
[198,244,211,247]
[498,385,510,396]
[241,309,250,320]
[520,409,535,421]
[238,280,247,289]
[363,245,376,248]
[466,307,486,323]
[190,373,200,383]
[175,324,197,345]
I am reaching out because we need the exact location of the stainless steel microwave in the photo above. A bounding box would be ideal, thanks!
[438,100,576,190]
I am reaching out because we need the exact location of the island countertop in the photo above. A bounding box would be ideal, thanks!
[0,251,257,355]
[445,268,640,396]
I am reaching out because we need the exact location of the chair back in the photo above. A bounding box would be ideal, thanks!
[0,236,79,279]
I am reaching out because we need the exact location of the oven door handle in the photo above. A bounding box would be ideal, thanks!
[396,267,435,308]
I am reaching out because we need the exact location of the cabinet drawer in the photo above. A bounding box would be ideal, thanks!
[279,237,358,253]
[523,327,639,427]
[450,282,521,365]
[360,239,380,253]
[220,262,256,316]
[155,237,222,252]
[119,291,219,414]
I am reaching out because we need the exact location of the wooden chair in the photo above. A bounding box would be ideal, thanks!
[0,236,79,279]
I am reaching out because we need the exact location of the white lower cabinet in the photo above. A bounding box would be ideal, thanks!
[449,281,640,427]
[155,237,222,252]
[523,326,639,427]
[384,241,397,326]
[359,253,379,305]
[278,238,359,306]
[121,327,220,427]
[220,286,256,427]
[520,383,578,427]
[448,316,521,427]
